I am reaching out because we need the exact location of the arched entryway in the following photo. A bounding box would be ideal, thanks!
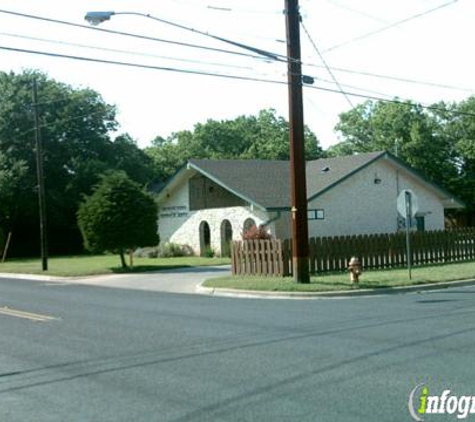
[243,218,256,233]
[220,220,233,257]
[199,221,211,256]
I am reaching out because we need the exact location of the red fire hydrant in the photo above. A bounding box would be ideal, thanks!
[348,257,362,284]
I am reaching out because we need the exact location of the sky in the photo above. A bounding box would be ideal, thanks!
[0,0,473,150]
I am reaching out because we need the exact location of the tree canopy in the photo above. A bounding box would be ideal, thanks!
[145,109,323,181]
[330,98,475,223]
[0,70,153,256]
[77,171,158,267]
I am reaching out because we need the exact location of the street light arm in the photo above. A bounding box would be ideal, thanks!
[84,11,285,62]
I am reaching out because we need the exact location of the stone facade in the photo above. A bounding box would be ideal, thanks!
[158,179,271,256]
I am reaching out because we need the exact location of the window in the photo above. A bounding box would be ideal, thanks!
[308,209,324,220]
[415,216,425,232]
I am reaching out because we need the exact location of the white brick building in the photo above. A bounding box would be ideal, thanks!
[156,151,464,256]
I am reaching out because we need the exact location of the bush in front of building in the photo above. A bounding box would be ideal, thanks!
[242,225,272,241]
[77,171,158,268]
[134,243,194,258]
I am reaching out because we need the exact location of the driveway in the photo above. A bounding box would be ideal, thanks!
[2,265,231,294]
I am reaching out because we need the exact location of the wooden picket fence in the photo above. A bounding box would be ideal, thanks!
[231,228,475,277]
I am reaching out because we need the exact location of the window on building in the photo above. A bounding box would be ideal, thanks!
[415,216,425,232]
[307,209,324,220]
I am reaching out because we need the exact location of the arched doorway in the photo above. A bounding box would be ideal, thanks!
[243,218,256,233]
[220,220,233,257]
[199,221,211,256]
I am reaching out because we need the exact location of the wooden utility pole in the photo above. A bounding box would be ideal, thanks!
[285,0,310,283]
[32,80,48,271]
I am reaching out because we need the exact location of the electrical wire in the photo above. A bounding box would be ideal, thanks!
[0,9,279,63]
[306,64,474,93]
[3,43,475,120]
[0,31,255,71]
[319,0,389,24]
[304,84,475,118]
[300,19,353,107]
[323,0,459,53]
[0,45,289,86]
[102,11,285,61]
[4,26,470,94]
[5,7,466,96]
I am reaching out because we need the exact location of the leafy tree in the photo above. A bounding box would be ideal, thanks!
[78,172,158,268]
[146,109,323,182]
[332,100,458,186]
[430,98,475,224]
[108,134,156,186]
[331,98,475,225]
[0,153,28,250]
[0,70,159,255]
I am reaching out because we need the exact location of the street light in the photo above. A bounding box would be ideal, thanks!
[85,2,310,283]
[84,11,116,26]
[85,11,282,61]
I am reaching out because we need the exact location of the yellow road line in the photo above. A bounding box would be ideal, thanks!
[0,306,58,322]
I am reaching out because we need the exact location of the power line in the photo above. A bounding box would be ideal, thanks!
[3,43,475,119]
[311,64,474,93]
[0,31,255,71]
[97,11,285,61]
[320,0,389,24]
[304,84,475,118]
[5,24,469,94]
[4,7,465,96]
[0,45,289,86]
[300,19,353,107]
[308,74,397,100]
[323,0,459,53]
[0,9,279,63]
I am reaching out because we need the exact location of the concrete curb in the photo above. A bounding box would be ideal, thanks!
[196,278,475,299]
[0,272,68,282]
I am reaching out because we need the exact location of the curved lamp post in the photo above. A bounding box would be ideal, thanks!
[84,11,281,61]
[85,2,310,283]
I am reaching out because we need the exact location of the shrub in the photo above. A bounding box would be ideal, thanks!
[77,171,158,268]
[203,245,215,258]
[157,242,194,258]
[242,224,272,240]
[133,246,160,258]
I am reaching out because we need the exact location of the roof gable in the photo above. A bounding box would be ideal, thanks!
[157,151,463,210]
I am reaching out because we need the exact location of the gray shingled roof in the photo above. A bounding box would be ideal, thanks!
[188,151,385,210]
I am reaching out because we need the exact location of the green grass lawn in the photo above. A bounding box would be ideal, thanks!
[0,255,231,277]
[203,261,475,292]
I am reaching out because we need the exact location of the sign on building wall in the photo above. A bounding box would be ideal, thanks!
[159,206,188,219]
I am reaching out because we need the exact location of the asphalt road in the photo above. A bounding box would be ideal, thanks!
[1,276,475,421]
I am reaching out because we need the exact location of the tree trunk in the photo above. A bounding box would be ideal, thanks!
[129,249,134,268]
[119,250,128,268]
[2,231,12,263]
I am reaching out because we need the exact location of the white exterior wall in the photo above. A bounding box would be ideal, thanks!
[306,160,445,237]
[158,181,271,256]
[158,159,448,249]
